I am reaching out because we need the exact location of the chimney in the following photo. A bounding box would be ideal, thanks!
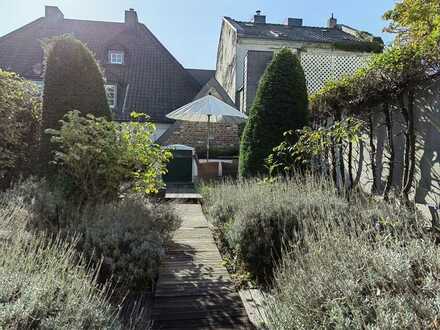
[45,6,64,23]
[253,10,266,24]
[286,18,303,27]
[327,13,338,29]
[125,8,138,28]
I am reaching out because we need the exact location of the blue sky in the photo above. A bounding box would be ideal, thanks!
[1,0,396,69]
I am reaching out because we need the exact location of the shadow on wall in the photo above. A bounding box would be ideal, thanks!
[350,79,440,210]
[415,85,440,206]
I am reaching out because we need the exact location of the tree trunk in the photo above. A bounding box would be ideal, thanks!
[339,142,346,188]
[335,110,345,188]
[383,103,395,201]
[400,94,411,190]
[330,140,338,188]
[403,90,416,201]
[348,141,354,189]
[368,113,378,194]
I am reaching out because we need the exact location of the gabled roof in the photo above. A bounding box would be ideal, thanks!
[186,68,216,86]
[0,11,201,123]
[194,77,235,107]
[224,17,364,45]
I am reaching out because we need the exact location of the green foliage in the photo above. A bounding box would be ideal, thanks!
[266,231,439,329]
[40,35,111,175]
[77,195,181,292]
[311,0,440,117]
[333,40,384,54]
[384,0,440,55]
[201,175,418,284]
[239,48,309,177]
[267,117,363,176]
[0,70,41,188]
[9,178,181,294]
[0,190,120,329]
[47,111,172,203]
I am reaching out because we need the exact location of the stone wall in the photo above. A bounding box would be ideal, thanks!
[158,121,241,156]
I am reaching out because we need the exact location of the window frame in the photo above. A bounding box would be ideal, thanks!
[105,84,117,109]
[108,50,125,65]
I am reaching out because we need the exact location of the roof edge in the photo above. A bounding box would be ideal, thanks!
[0,17,45,43]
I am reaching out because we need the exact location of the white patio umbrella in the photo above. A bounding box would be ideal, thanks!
[166,95,247,160]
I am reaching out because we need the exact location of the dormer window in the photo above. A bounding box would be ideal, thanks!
[105,84,117,109]
[109,50,124,65]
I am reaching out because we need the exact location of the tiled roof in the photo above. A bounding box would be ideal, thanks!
[0,15,201,123]
[194,77,235,106]
[225,17,364,44]
[186,68,216,86]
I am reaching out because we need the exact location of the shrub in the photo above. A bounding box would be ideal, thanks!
[7,179,181,293]
[2,177,76,233]
[202,176,419,284]
[39,35,110,175]
[47,111,172,203]
[0,70,41,189]
[0,193,120,329]
[76,195,181,292]
[239,48,309,178]
[266,231,440,329]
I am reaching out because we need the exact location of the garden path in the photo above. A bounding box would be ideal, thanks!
[151,203,253,329]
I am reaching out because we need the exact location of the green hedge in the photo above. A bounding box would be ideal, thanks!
[239,48,309,177]
[0,70,41,189]
[39,35,110,176]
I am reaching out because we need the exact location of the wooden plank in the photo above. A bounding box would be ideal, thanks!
[152,316,252,329]
[152,203,253,329]
[165,193,202,199]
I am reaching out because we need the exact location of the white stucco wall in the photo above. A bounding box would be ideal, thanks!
[336,80,440,220]
[215,19,238,101]
[235,38,371,95]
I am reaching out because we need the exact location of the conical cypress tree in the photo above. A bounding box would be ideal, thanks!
[39,35,111,175]
[239,48,309,177]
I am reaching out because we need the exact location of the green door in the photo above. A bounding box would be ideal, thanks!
[164,149,193,183]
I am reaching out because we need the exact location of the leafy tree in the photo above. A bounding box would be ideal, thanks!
[0,70,41,189]
[39,35,111,175]
[239,48,309,177]
[384,0,440,49]
[47,111,171,203]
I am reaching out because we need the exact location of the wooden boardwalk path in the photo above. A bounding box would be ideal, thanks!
[152,203,253,329]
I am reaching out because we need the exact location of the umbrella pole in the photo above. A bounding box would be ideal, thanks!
[207,114,211,162]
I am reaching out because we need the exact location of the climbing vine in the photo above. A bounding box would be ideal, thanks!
[267,117,363,190]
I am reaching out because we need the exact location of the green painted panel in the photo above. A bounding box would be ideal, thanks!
[164,149,193,183]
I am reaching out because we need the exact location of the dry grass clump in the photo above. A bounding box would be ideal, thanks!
[203,175,436,328]
[77,195,182,291]
[202,176,419,284]
[0,192,120,329]
[0,179,182,328]
[266,230,440,329]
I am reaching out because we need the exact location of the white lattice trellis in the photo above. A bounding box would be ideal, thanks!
[300,52,370,94]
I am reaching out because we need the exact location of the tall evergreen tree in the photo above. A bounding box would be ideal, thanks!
[39,35,111,175]
[239,48,309,177]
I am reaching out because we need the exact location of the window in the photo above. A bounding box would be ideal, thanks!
[109,50,124,64]
[105,84,117,109]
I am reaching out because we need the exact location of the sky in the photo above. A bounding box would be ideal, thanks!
[0,0,397,70]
